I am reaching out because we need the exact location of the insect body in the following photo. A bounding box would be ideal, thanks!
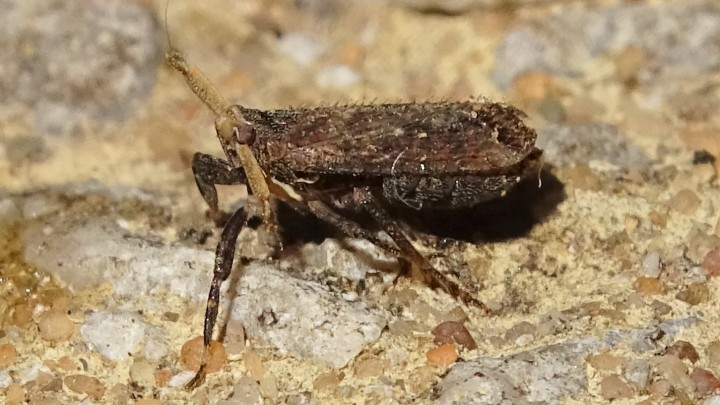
[167,50,542,389]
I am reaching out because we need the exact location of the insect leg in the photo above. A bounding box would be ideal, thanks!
[354,187,489,312]
[305,198,402,256]
[192,152,247,224]
[186,206,248,390]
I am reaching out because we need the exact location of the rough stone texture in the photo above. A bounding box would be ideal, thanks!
[233,264,386,368]
[435,318,700,404]
[434,339,604,404]
[536,123,649,169]
[494,1,720,88]
[20,187,387,370]
[0,0,161,135]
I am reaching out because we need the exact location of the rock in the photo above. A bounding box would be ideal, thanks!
[231,263,386,369]
[493,2,720,88]
[0,0,161,136]
[37,310,75,342]
[600,375,634,401]
[692,368,720,398]
[665,340,700,363]
[432,321,477,350]
[0,343,17,369]
[80,311,151,362]
[536,123,649,169]
[434,338,605,404]
[180,337,227,374]
[63,374,106,401]
[426,344,458,367]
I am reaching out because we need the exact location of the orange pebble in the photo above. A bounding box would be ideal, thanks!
[0,343,17,369]
[426,343,458,366]
[180,336,227,374]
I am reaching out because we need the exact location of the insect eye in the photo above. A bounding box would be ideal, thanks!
[233,125,256,145]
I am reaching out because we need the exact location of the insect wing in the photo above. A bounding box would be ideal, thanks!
[272,101,537,176]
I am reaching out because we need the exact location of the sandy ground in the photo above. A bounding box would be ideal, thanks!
[2,0,720,404]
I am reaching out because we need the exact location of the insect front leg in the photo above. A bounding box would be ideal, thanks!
[192,152,247,225]
[353,187,490,312]
[186,205,249,390]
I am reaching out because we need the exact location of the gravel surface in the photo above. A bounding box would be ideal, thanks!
[2,0,720,404]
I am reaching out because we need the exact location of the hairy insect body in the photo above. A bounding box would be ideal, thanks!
[168,50,542,389]
[235,102,541,210]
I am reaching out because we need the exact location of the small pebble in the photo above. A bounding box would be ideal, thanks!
[426,344,457,367]
[641,252,662,277]
[38,310,75,342]
[624,359,651,390]
[633,277,663,295]
[653,355,695,396]
[566,163,601,191]
[180,337,227,374]
[649,378,672,398]
[11,300,35,327]
[353,357,385,379]
[676,283,710,305]
[504,321,537,345]
[63,374,106,401]
[388,320,424,337]
[649,211,668,228]
[626,292,645,308]
[259,375,278,399]
[686,231,720,264]
[701,247,720,277]
[665,341,700,363]
[123,382,143,401]
[692,368,720,397]
[224,375,261,405]
[707,341,720,367]
[587,353,626,371]
[669,189,701,215]
[600,374,634,401]
[129,358,156,387]
[224,320,246,356]
[432,321,477,350]
[56,356,78,372]
[651,300,673,316]
[624,215,640,234]
[315,65,360,88]
[512,71,555,102]
[313,371,343,390]
[6,383,23,404]
[154,369,171,388]
[243,349,265,381]
[439,306,469,324]
[0,343,17,369]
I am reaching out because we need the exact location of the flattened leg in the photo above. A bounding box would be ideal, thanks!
[186,206,248,390]
[354,187,489,312]
[306,199,401,256]
[192,152,247,224]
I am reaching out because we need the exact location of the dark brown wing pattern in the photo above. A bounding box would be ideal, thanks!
[247,101,537,177]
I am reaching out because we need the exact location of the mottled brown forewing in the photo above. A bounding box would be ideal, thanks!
[243,101,537,176]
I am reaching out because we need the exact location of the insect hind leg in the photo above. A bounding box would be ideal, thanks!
[354,187,489,312]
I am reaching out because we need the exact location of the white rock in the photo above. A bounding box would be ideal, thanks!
[277,33,325,66]
[80,311,149,361]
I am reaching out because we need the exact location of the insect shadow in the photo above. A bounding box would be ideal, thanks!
[274,168,564,248]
